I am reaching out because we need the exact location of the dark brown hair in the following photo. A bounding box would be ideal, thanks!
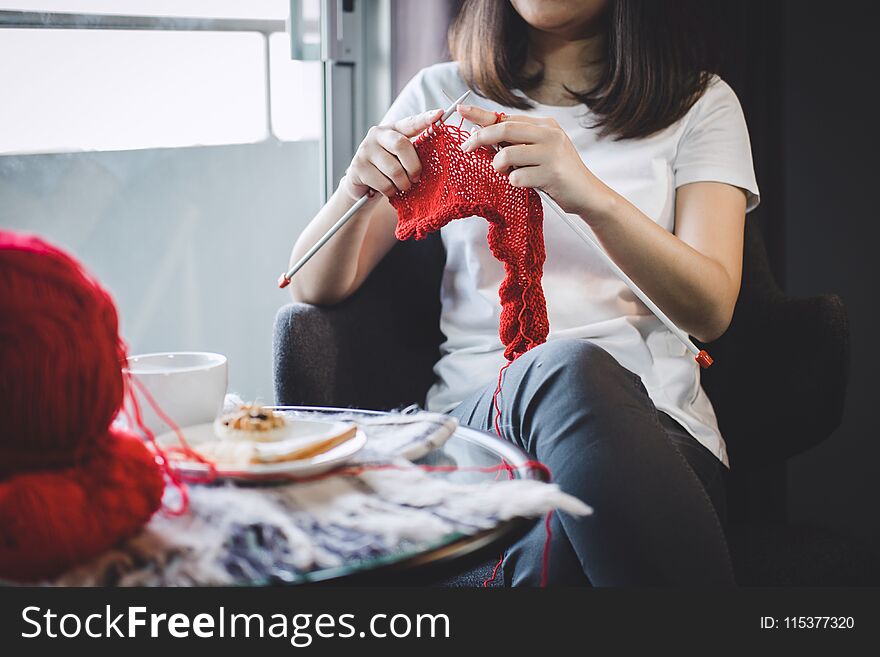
[449,0,720,140]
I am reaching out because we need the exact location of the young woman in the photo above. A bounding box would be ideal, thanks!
[288,0,759,586]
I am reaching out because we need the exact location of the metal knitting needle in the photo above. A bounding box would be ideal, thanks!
[278,89,472,289]
[464,107,712,367]
[537,191,712,367]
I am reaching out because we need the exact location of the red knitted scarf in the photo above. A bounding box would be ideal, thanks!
[390,122,549,362]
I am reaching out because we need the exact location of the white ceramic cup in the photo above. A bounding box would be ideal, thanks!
[125,352,228,436]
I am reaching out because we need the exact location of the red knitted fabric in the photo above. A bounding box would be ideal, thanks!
[390,123,548,361]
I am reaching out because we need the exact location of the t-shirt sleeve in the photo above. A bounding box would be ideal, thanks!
[673,77,761,212]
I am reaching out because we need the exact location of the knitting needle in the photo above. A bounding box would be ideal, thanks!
[460,105,712,368]
[278,89,473,289]
[537,191,712,367]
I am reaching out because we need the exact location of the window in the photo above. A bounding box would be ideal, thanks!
[0,1,288,20]
[269,33,322,142]
[0,2,387,400]
[0,1,322,154]
[0,29,268,153]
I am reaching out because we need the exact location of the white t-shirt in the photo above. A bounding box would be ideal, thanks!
[379,62,760,468]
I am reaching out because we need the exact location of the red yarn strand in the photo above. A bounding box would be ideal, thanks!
[482,557,504,587]
[389,123,560,586]
[128,375,218,483]
[125,377,189,515]
[540,511,554,587]
[492,361,511,438]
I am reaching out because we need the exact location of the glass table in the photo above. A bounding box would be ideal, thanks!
[271,407,545,586]
[1,406,544,587]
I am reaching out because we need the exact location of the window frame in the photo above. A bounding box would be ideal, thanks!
[0,9,285,33]
[1,3,393,203]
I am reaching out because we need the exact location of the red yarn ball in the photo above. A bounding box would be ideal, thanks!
[0,231,164,582]
[0,431,165,581]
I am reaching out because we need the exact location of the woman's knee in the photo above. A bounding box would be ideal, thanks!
[504,339,646,451]
[519,339,637,399]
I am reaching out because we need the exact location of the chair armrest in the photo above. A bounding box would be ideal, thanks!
[272,236,446,409]
[765,293,849,445]
[273,302,340,407]
[273,292,443,409]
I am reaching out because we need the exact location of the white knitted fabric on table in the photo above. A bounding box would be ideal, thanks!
[51,409,591,586]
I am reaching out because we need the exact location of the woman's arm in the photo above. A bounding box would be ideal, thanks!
[288,109,442,305]
[580,181,745,343]
[458,104,746,343]
[287,190,397,305]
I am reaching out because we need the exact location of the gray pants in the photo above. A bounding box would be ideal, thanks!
[448,339,735,587]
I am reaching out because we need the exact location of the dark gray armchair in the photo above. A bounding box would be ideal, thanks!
[274,216,867,585]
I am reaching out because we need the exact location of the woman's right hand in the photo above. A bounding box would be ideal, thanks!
[341,108,443,200]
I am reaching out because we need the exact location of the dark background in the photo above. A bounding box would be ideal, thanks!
[782,2,877,540]
[716,0,878,541]
[393,0,879,542]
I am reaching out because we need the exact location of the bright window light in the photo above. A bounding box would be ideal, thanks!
[0,1,288,19]
[270,32,322,141]
[0,29,268,154]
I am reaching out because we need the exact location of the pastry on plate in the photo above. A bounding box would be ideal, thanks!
[198,405,358,468]
[213,404,291,442]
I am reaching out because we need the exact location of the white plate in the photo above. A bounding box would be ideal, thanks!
[155,418,366,481]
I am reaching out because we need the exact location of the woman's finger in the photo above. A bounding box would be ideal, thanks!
[492,144,545,173]
[461,121,544,151]
[360,165,399,198]
[376,129,422,182]
[507,166,542,189]
[391,108,443,138]
[458,104,556,128]
[456,104,499,127]
[372,148,411,193]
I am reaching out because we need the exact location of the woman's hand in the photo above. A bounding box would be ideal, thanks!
[341,108,443,201]
[457,104,616,220]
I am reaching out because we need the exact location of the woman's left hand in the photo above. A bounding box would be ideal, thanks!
[457,104,615,219]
